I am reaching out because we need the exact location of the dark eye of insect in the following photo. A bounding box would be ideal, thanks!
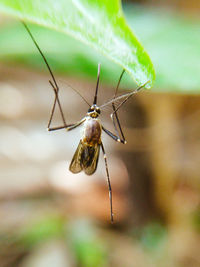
[96,109,101,114]
[88,108,93,113]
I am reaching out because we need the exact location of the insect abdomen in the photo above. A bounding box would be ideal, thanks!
[82,118,101,145]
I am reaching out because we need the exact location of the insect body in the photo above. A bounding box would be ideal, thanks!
[70,115,102,175]
[47,63,120,222]
[23,22,147,222]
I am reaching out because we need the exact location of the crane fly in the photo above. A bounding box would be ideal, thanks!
[23,22,148,223]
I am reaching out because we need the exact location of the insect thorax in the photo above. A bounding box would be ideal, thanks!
[82,117,102,145]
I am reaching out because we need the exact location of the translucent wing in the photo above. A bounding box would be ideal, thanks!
[83,144,100,175]
[69,141,84,173]
[69,141,100,175]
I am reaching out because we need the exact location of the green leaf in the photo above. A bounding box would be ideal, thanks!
[0,0,155,88]
[68,220,108,267]
[1,5,200,93]
[125,5,200,93]
[20,215,65,248]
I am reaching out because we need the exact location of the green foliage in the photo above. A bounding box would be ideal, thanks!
[0,4,199,93]
[20,216,65,248]
[0,22,123,86]
[125,5,200,93]
[68,220,108,267]
[14,217,108,266]
[140,222,167,252]
[0,0,155,88]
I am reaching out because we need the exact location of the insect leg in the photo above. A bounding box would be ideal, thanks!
[101,143,114,223]
[22,22,67,130]
[101,70,126,144]
[110,82,148,143]
[111,70,126,143]
[47,81,86,132]
[47,80,67,130]
[111,106,126,143]
[48,118,85,132]
[102,126,126,144]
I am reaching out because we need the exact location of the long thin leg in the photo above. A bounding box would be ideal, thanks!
[47,91,57,129]
[111,112,126,143]
[48,80,86,132]
[48,118,85,132]
[22,22,66,130]
[101,143,114,223]
[47,80,67,129]
[111,70,126,143]
[109,83,147,142]
[102,126,126,144]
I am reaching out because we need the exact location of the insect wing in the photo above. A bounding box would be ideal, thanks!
[83,144,100,175]
[69,141,84,173]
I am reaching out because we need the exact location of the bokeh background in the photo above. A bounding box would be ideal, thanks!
[1,0,200,266]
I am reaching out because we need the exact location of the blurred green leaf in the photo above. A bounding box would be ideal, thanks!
[140,222,167,252]
[20,215,65,248]
[125,5,200,93]
[0,5,200,93]
[68,220,108,267]
[0,0,155,88]
[0,22,123,86]
[137,222,172,265]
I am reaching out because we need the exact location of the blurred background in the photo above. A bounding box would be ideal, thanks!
[0,0,200,266]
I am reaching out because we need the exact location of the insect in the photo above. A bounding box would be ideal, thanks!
[23,22,147,222]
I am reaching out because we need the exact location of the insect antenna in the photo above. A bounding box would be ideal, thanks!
[58,79,90,107]
[93,63,101,105]
[112,81,149,116]
[100,81,150,109]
